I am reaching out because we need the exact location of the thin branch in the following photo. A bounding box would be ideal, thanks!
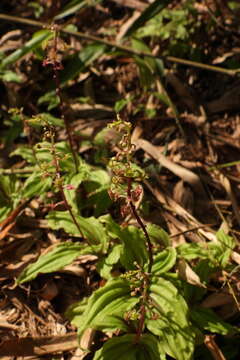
[0,13,239,76]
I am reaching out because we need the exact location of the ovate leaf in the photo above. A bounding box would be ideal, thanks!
[208,230,236,268]
[93,334,161,360]
[120,226,148,270]
[47,210,108,247]
[1,30,52,68]
[22,172,52,198]
[147,276,195,360]
[152,247,177,275]
[147,223,170,246]
[191,307,238,335]
[17,242,88,284]
[97,244,122,279]
[77,278,139,338]
[177,243,208,260]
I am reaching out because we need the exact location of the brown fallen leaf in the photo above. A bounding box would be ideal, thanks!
[0,333,78,356]
[137,138,206,198]
[0,316,19,331]
[144,181,216,242]
[178,259,206,288]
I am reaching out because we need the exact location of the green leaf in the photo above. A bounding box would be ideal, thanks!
[65,297,89,327]
[191,307,238,335]
[125,0,172,37]
[152,247,177,275]
[37,91,60,110]
[134,56,154,88]
[146,224,170,246]
[47,210,108,246]
[120,226,148,270]
[208,230,235,268]
[54,0,102,20]
[0,30,52,68]
[114,98,131,113]
[98,244,122,279]
[17,242,88,284]
[59,42,107,85]
[22,172,52,198]
[10,146,36,163]
[217,229,235,250]
[54,0,88,20]
[0,175,21,221]
[131,38,157,75]
[0,70,23,82]
[64,168,90,212]
[93,334,161,360]
[28,113,64,128]
[177,243,209,260]
[77,278,139,338]
[147,276,195,360]
[34,141,78,173]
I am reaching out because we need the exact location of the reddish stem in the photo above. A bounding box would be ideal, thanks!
[51,27,79,173]
[126,177,153,342]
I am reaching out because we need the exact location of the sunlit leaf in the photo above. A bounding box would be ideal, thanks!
[147,223,170,246]
[125,0,172,36]
[77,278,139,338]
[47,210,108,247]
[17,242,89,284]
[22,172,52,198]
[0,30,52,68]
[152,247,176,275]
[54,0,102,20]
[147,276,195,360]
[0,70,23,82]
[98,244,122,279]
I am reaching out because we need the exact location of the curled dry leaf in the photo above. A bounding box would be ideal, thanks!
[178,259,206,288]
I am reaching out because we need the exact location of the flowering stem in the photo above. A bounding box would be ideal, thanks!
[126,177,153,342]
[50,26,79,173]
[49,126,86,242]
[127,178,153,274]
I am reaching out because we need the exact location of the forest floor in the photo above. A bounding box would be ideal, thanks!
[1,1,240,359]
